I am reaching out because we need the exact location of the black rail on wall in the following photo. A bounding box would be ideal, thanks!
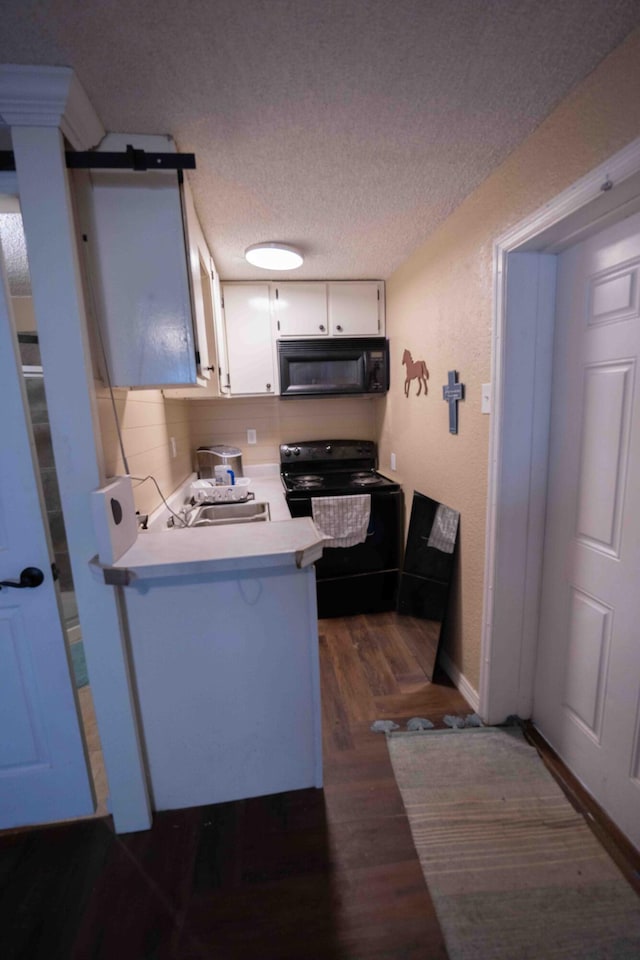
[0,144,196,172]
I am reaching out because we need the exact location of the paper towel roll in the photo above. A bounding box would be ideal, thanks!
[91,476,138,565]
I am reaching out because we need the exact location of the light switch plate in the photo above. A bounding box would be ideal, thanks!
[247,428,257,444]
[390,452,397,471]
[481,383,491,414]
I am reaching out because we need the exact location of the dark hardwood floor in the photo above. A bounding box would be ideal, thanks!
[0,612,471,960]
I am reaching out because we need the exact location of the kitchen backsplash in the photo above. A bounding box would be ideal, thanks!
[97,391,382,514]
[96,387,192,515]
[188,396,381,468]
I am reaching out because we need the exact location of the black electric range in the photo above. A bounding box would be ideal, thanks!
[280,440,403,617]
[280,440,400,497]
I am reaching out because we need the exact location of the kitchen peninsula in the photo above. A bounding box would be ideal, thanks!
[93,474,325,812]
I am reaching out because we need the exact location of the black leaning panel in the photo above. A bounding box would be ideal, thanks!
[402,491,456,583]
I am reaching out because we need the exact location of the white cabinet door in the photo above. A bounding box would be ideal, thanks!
[223,284,276,395]
[328,281,384,336]
[0,255,94,829]
[212,269,231,394]
[165,188,226,399]
[182,179,214,384]
[77,169,198,388]
[272,282,328,337]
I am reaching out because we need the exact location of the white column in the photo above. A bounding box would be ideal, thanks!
[11,125,151,833]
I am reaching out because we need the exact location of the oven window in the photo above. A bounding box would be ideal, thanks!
[286,356,364,391]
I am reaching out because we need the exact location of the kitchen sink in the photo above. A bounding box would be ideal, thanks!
[185,501,270,527]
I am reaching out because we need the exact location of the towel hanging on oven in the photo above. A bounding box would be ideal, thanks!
[312,495,371,548]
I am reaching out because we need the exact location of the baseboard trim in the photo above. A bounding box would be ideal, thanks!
[525,722,640,888]
[438,650,480,713]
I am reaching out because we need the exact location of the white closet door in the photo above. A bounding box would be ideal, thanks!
[533,210,640,848]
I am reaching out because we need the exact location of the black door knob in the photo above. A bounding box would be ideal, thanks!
[0,566,45,590]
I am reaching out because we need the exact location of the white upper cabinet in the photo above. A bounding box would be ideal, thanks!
[222,283,277,396]
[328,281,384,336]
[274,281,384,338]
[77,168,197,388]
[74,133,226,390]
[272,282,328,337]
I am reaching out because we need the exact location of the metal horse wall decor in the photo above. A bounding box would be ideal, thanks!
[402,349,429,396]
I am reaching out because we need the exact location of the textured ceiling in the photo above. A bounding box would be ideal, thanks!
[0,1,639,281]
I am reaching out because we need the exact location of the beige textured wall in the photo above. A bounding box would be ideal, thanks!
[96,388,192,516]
[188,396,380,466]
[380,28,640,692]
[11,296,36,332]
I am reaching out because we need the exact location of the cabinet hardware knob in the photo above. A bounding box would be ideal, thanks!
[266,383,272,390]
[336,324,343,331]
[319,324,325,331]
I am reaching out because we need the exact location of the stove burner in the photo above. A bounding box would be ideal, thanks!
[350,472,383,487]
[292,474,324,490]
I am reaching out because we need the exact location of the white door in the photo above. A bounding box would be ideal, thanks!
[0,253,94,829]
[533,210,640,848]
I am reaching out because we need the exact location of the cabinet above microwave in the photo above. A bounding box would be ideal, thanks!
[272,281,384,338]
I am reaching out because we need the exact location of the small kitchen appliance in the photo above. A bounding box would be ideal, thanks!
[280,440,403,617]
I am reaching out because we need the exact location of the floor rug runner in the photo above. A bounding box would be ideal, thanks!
[387,727,640,959]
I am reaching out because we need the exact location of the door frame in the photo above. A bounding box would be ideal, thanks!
[480,135,640,725]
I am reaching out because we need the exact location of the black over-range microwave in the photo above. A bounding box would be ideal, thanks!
[278,337,389,398]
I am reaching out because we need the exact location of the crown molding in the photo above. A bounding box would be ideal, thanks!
[0,64,104,149]
[495,135,640,253]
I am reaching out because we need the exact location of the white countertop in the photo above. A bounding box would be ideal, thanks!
[91,468,324,584]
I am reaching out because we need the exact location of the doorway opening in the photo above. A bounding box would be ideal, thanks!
[480,137,640,847]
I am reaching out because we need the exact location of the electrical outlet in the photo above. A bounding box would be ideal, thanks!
[170,436,177,458]
[247,428,257,445]
[390,452,397,471]
[481,383,491,415]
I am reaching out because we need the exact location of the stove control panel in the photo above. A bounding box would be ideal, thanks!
[280,440,377,464]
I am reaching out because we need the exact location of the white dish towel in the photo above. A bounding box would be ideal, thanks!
[312,494,371,548]
[427,503,460,554]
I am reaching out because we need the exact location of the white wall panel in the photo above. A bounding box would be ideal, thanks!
[588,259,639,327]
[563,588,611,741]
[0,607,48,768]
[576,362,633,553]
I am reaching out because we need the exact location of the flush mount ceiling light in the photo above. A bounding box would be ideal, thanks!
[244,242,303,270]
